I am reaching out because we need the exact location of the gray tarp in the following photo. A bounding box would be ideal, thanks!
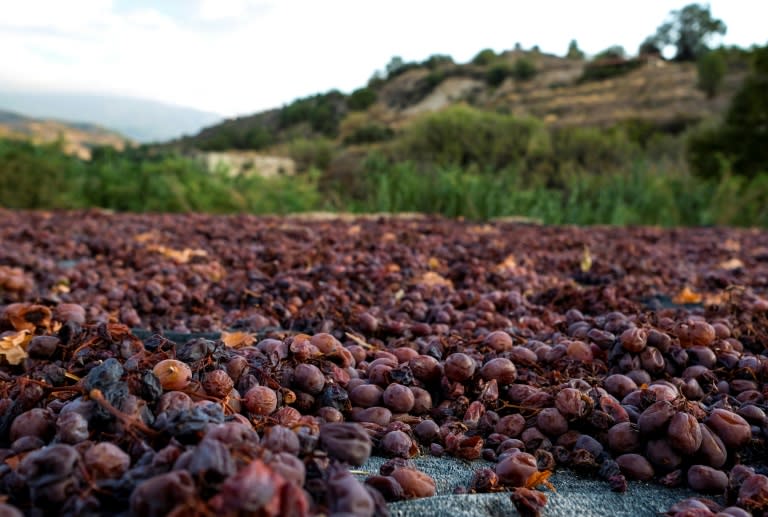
[359,455,709,517]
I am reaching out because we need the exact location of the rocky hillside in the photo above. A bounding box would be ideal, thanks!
[0,109,129,159]
[172,49,749,153]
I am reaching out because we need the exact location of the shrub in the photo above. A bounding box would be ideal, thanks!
[486,64,512,86]
[347,87,377,111]
[286,137,335,172]
[697,51,727,98]
[472,48,497,66]
[687,46,768,178]
[579,58,644,82]
[392,105,549,171]
[343,124,394,145]
[0,139,82,209]
[279,91,346,137]
[422,54,454,69]
[511,58,537,80]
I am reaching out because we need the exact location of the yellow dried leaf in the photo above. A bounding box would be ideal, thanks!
[221,331,255,348]
[417,272,453,288]
[703,292,728,306]
[5,303,52,332]
[673,286,702,305]
[146,244,207,264]
[719,258,744,271]
[427,257,441,270]
[580,245,592,273]
[525,470,556,492]
[495,254,517,273]
[0,330,31,365]
[133,231,159,243]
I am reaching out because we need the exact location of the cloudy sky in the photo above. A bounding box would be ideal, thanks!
[1,0,765,117]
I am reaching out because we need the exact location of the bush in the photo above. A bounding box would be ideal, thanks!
[579,58,644,82]
[286,137,335,172]
[422,54,454,69]
[697,51,727,98]
[511,58,537,80]
[472,48,497,66]
[0,139,82,209]
[343,124,394,145]
[347,87,377,111]
[392,105,549,171]
[279,91,346,137]
[688,46,768,178]
[486,64,512,86]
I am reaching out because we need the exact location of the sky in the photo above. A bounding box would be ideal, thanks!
[1,0,765,118]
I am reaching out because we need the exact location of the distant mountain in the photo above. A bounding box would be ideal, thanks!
[0,108,128,159]
[0,90,223,143]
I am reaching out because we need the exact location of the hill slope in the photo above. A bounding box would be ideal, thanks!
[0,109,128,159]
[0,90,223,143]
[175,50,748,153]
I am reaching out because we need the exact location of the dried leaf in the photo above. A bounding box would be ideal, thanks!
[347,225,361,236]
[719,258,744,271]
[221,331,255,348]
[0,266,33,292]
[495,254,518,273]
[133,231,160,243]
[427,257,441,270]
[673,286,702,305]
[416,272,453,288]
[146,244,208,264]
[0,330,31,365]
[580,245,592,273]
[525,470,556,492]
[344,332,375,350]
[4,303,52,332]
[723,239,741,252]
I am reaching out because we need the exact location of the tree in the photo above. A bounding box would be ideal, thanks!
[648,3,726,61]
[594,46,626,61]
[687,46,768,178]
[566,40,585,60]
[472,48,497,66]
[697,50,726,98]
[385,56,406,76]
[512,58,537,80]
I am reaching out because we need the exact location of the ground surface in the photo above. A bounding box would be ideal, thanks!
[1,210,767,516]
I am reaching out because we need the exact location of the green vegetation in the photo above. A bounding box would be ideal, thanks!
[2,133,767,226]
[472,48,497,66]
[687,46,768,179]
[0,139,325,214]
[566,40,585,60]
[580,56,644,82]
[697,50,727,98]
[511,58,537,80]
[278,91,346,137]
[647,3,727,61]
[346,87,377,111]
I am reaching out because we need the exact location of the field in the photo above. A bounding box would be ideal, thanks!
[1,210,768,516]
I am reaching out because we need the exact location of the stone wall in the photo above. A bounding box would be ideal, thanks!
[196,151,296,178]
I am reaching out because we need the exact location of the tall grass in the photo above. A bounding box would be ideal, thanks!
[357,159,768,226]
[2,137,767,226]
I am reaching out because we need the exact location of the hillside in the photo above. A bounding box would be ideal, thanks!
[0,109,129,159]
[0,90,223,143]
[173,49,749,154]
